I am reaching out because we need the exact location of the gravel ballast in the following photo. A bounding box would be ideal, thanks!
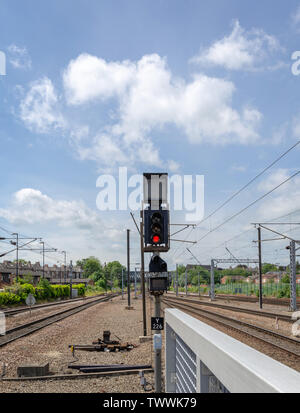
[0,295,155,393]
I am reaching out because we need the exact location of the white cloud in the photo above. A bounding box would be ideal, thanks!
[270,122,289,145]
[167,160,180,172]
[76,134,128,166]
[231,165,247,173]
[258,168,290,192]
[63,53,135,105]
[7,44,32,70]
[191,20,282,71]
[257,169,300,218]
[292,5,300,27]
[19,78,66,133]
[292,114,300,138]
[64,53,262,148]
[18,52,263,173]
[0,188,122,242]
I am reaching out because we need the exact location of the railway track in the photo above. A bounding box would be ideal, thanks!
[0,294,117,348]
[168,291,300,307]
[215,294,300,307]
[1,294,106,317]
[165,295,292,322]
[162,297,300,358]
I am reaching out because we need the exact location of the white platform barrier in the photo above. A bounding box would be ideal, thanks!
[165,308,300,393]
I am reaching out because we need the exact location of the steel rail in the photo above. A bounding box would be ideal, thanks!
[215,294,300,307]
[1,294,107,317]
[0,294,118,348]
[162,298,300,358]
[165,295,292,322]
[168,291,300,307]
[1,368,154,381]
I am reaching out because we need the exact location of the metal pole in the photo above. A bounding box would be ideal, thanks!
[154,294,162,393]
[258,227,263,309]
[42,242,45,279]
[64,252,66,283]
[198,271,200,297]
[11,233,19,281]
[185,268,187,296]
[127,229,131,307]
[104,262,107,294]
[290,240,297,312]
[121,268,124,299]
[69,260,73,299]
[176,264,178,296]
[16,233,19,282]
[134,268,137,299]
[140,212,147,336]
[210,259,215,300]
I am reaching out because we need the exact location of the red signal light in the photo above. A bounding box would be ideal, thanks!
[152,235,160,244]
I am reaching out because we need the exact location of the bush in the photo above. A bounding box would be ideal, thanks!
[0,281,73,307]
[0,292,21,306]
[95,278,106,290]
[38,279,53,299]
[277,290,285,299]
[72,284,86,296]
[86,285,105,295]
[18,274,34,285]
[52,285,70,298]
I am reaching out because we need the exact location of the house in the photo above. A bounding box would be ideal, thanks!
[221,276,246,284]
[246,275,259,283]
[262,272,285,284]
[0,261,86,285]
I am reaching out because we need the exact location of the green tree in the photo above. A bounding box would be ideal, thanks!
[13,259,28,265]
[19,273,34,285]
[187,267,210,285]
[262,263,278,274]
[77,257,103,278]
[281,274,290,284]
[105,261,125,289]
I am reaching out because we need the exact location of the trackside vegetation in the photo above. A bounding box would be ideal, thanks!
[0,279,87,307]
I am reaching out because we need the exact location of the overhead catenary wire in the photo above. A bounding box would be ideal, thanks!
[171,140,300,260]
[193,208,300,258]
[178,207,300,264]
[195,170,300,244]
[195,140,300,229]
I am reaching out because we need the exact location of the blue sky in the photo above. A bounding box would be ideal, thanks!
[0,0,300,269]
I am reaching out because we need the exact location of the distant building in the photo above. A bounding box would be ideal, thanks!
[245,271,294,284]
[0,261,87,285]
[221,276,246,284]
[262,272,285,284]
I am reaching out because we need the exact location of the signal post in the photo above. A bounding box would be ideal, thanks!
[142,173,170,393]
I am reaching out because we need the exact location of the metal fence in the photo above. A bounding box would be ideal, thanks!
[165,308,300,393]
[216,282,300,297]
[170,282,300,298]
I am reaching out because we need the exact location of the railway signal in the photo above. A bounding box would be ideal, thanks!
[149,254,167,273]
[144,209,169,250]
[142,172,170,393]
